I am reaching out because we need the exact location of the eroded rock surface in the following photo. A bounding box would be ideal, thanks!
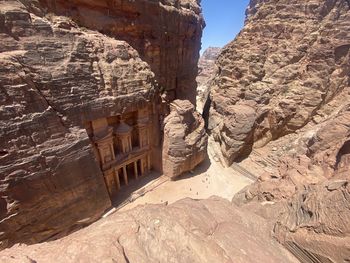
[0,0,204,248]
[233,103,350,261]
[162,100,208,179]
[26,0,204,104]
[208,0,350,165]
[0,197,298,263]
[202,0,350,261]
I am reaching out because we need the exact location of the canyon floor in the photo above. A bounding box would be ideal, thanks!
[113,139,253,213]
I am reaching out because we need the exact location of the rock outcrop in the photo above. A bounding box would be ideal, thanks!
[233,90,350,262]
[0,0,204,249]
[26,0,204,104]
[208,0,350,165]
[0,197,298,263]
[196,47,221,113]
[202,0,350,261]
[162,100,208,179]
[274,177,350,263]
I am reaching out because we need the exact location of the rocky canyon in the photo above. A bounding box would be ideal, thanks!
[0,0,207,249]
[0,0,349,262]
[206,0,350,262]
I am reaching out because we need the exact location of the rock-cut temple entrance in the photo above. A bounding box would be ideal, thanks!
[85,104,161,201]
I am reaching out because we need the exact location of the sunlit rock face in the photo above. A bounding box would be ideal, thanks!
[196,47,221,113]
[0,0,204,249]
[204,0,350,261]
[0,197,297,263]
[30,0,204,104]
[208,0,350,165]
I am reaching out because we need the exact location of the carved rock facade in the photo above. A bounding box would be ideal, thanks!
[0,0,205,248]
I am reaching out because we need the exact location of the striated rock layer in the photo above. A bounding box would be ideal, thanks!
[25,0,204,104]
[0,0,204,248]
[234,103,350,262]
[208,0,350,165]
[162,100,208,179]
[0,197,298,263]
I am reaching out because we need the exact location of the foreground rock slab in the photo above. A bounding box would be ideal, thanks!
[0,197,297,263]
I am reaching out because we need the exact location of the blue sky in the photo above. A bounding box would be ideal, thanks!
[200,0,249,53]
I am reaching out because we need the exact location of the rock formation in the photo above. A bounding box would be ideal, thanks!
[162,100,208,179]
[0,0,205,248]
[208,0,350,165]
[27,0,204,104]
[203,0,350,261]
[196,47,221,113]
[233,103,350,262]
[0,197,298,263]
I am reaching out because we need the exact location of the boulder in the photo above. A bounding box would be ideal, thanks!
[162,100,208,179]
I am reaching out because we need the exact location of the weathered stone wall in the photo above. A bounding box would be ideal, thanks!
[25,0,204,104]
[0,0,204,249]
[200,0,350,261]
[208,0,350,165]
[0,0,161,248]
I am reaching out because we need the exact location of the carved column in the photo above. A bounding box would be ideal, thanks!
[123,166,128,185]
[134,161,138,179]
[147,154,151,172]
[114,168,120,190]
[103,169,115,198]
[140,158,145,176]
[137,108,150,149]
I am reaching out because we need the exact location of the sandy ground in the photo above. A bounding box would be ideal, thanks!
[119,151,253,212]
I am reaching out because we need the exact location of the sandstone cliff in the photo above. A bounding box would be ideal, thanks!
[204,0,350,261]
[208,0,350,165]
[27,0,204,104]
[0,0,204,248]
[0,197,298,263]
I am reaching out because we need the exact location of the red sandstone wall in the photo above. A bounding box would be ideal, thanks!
[34,0,204,104]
